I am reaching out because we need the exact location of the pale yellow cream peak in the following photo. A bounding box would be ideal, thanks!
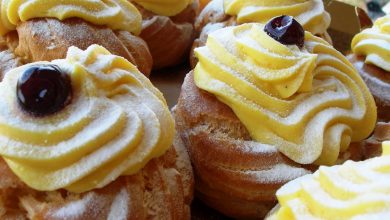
[267,141,390,220]
[132,0,192,16]
[0,45,174,193]
[383,141,390,155]
[223,0,330,36]
[194,23,376,164]
[0,0,142,36]
[352,15,390,72]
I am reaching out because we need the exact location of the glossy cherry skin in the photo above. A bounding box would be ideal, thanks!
[264,15,305,48]
[17,65,71,116]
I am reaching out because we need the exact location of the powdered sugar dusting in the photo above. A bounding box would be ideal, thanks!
[194,22,376,164]
[52,193,94,219]
[271,153,390,219]
[251,163,311,184]
[108,188,129,220]
[0,0,142,35]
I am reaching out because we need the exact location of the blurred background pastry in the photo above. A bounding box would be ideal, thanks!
[191,0,332,67]
[0,45,193,219]
[0,0,153,76]
[348,14,390,122]
[175,17,377,218]
[131,0,200,70]
[0,37,21,80]
[347,14,389,163]
[267,141,390,219]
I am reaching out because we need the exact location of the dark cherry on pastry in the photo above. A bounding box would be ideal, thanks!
[190,0,332,67]
[176,16,377,218]
[0,45,194,219]
[17,65,71,116]
[264,16,305,48]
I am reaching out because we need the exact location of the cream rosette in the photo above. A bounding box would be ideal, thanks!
[223,0,330,36]
[194,23,376,165]
[0,45,174,193]
[267,141,390,219]
[0,0,142,35]
[351,15,390,72]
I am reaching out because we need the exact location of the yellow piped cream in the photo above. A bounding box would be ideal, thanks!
[267,141,390,220]
[351,15,390,72]
[132,0,192,16]
[0,0,142,36]
[194,23,376,164]
[383,141,390,155]
[0,45,174,193]
[223,0,330,36]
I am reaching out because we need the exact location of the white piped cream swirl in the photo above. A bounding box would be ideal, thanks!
[0,45,174,193]
[194,23,376,164]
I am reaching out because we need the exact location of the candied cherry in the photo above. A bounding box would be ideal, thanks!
[264,15,305,48]
[17,65,71,116]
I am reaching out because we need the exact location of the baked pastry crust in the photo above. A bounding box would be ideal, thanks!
[0,133,193,219]
[134,1,199,70]
[3,18,153,77]
[349,122,390,161]
[0,37,21,80]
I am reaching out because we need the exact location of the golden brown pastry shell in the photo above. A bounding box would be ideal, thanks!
[2,18,153,77]
[0,133,193,220]
[133,1,200,70]
[174,72,372,219]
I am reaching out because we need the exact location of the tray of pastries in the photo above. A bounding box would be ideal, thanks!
[0,0,389,219]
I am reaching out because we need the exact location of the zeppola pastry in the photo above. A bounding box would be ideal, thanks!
[348,14,390,122]
[0,45,193,219]
[131,0,200,69]
[267,141,390,219]
[348,14,390,163]
[0,0,153,76]
[191,0,331,66]
[175,17,377,218]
